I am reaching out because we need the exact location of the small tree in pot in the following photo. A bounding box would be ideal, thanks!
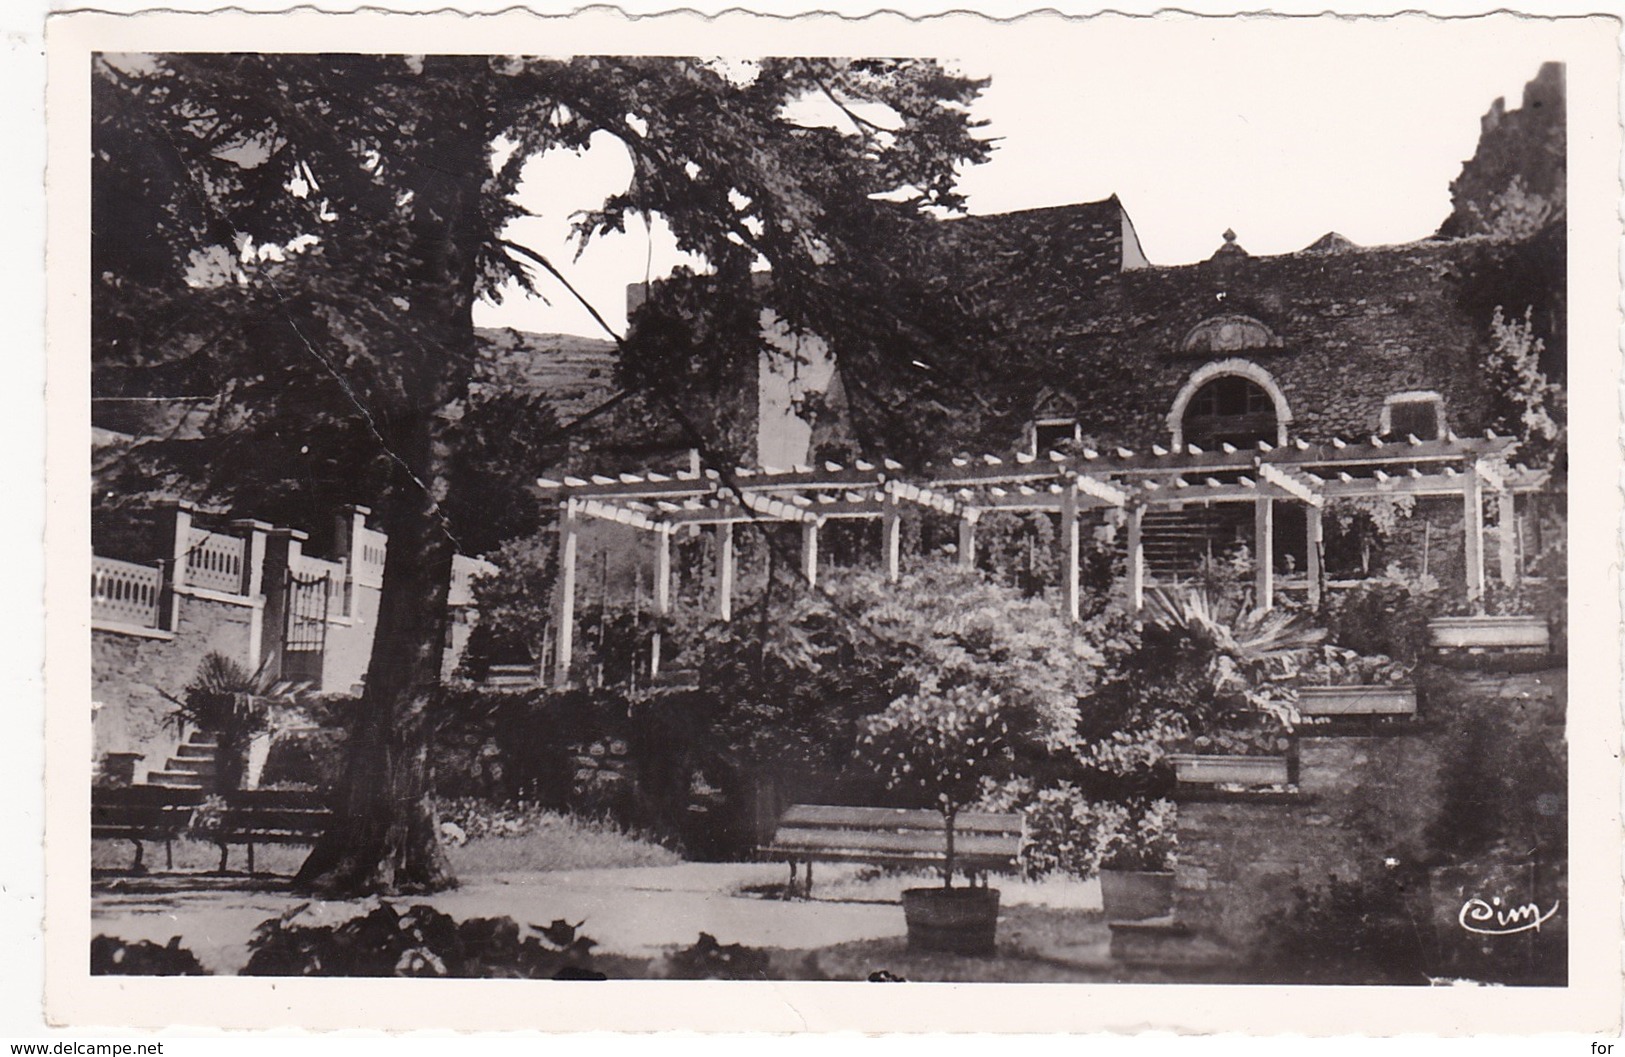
[860,683,1071,956]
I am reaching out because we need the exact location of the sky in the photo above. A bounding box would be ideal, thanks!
[473,18,1572,341]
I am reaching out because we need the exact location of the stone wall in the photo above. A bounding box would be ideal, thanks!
[1004,238,1505,454]
[1167,663,1566,974]
[91,592,257,777]
[1173,730,1446,954]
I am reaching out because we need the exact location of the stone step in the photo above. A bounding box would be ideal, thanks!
[1108,918,1234,969]
[163,758,216,776]
[144,771,205,790]
[174,743,218,759]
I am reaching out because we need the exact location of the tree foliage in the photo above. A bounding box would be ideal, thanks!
[93,53,991,894]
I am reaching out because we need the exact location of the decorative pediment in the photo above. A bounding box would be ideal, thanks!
[1179,314,1282,356]
[1032,386,1076,420]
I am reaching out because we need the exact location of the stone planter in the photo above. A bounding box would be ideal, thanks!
[1298,685,1417,717]
[901,886,1000,956]
[1099,869,1175,922]
[1170,753,1289,787]
[1428,615,1549,651]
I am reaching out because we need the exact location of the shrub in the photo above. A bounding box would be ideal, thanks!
[1299,645,1412,687]
[90,935,208,976]
[242,902,601,979]
[660,932,775,980]
[1318,578,1433,666]
[1098,798,1177,872]
[984,782,1176,879]
[1262,867,1431,985]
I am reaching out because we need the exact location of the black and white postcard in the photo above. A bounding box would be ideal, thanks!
[38,2,1623,1035]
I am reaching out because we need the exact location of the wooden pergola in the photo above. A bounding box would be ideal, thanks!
[536,432,1549,686]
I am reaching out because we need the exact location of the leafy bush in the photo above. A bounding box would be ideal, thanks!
[1317,579,1433,666]
[242,902,601,979]
[979,782,1175,878]
[1262,867,1431,985]
[90,935,208,976]
[660,932,776,980]
[1299,645,1412,687]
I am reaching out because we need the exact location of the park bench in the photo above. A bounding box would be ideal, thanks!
[91,785,333,875]
[759,804,1024,898]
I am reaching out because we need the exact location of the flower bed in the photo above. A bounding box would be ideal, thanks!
[1169,753,1290,787]
[1427,614,1550,651]
[1297,685,1417,717]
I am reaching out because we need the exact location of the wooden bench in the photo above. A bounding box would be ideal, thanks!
[759,804,1023,898]
[92,785,333,875]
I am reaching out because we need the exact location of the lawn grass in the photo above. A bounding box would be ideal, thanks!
[447,810,680,876]
[93,809,678,880]
[92,837,310,876]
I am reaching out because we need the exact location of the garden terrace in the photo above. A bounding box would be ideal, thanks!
[536,432,1550,685]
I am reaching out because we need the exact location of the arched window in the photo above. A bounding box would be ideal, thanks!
[1167,359,1292,450]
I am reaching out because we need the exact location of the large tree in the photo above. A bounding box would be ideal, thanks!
[92,54,989,893]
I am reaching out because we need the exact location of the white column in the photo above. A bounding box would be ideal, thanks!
[1061,481,1081,623]
[1497,491,1519,587]
[1126,505,1145,612]
[159,499,196,632]
[716,521,735,621]
[260,527,307,679]
[231,518,272,670]
[957,515,977,570]
[801,521,819,588]
[650,527,671,678]
[1464,471,1485,608]
[330,504,371,618]
[1305,505,1324,609]
[881,495,901,584]
[1254,497,1274,612]
[553,502,579,687]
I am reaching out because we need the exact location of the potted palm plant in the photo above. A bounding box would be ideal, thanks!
[860,684,1048,956]
[1143,588,1323,789]
[1097,799,1178,922]
[165,652,308,792]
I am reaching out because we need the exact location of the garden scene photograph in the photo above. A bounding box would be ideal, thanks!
[84,28,1571,991]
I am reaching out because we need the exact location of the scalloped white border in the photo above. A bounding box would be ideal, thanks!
[27,2,1625,1038]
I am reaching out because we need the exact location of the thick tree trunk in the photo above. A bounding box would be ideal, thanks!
[292,431,460,894]
[294,91,485,895]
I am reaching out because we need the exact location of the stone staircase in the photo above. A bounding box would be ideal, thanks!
[143,731,219,790]
[1135,507,1249,579]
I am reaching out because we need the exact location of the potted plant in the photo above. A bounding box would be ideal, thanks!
[1168,725,1294,786]
[1297,646,1417,716]
[1143,589,1321,789]
[860,684,1050,956]
[1427,583,1551,650]
[1097,799,1177,922]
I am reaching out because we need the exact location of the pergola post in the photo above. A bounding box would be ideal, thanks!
[1060,480,1081,623]
[1305,503,1324,608]
[552,500,579,687]
[1254,497,1274,611]
[957,515,976,570]
[1126,505,1145,611]
[1464,470,1485,607]
[881,494,901,583]
[1496,490,1519,587]
[650,527,672,678]
[716,521,735,622]
[801,521,819,589]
